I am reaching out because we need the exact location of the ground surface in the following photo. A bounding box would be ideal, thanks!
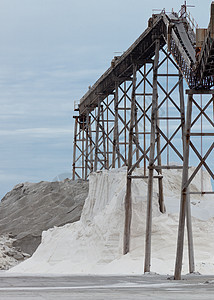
[0,274,213,299]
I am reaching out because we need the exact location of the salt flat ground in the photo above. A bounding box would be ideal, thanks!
[0,274,214,299]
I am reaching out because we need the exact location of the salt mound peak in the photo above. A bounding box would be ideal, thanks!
[10,168,214,275]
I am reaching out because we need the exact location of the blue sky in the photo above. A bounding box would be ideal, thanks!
[0,0,212,199]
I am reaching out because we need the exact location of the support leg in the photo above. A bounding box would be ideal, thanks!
[85,112,89,180]
[144,39,160,273]
[112,82,119,168]
[94,102,101,171]
[89,117,93,172]
[179,75,195,275]
[101,105,107,169]
[156,107,165,213]
[72,117,78,180]
[123,64,137,254]
[174,94,193,280]
[82,124,85,179]
[186,192,195,274]
[135,106,140,167]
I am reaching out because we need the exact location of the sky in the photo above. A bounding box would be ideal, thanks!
[0,0,213,199]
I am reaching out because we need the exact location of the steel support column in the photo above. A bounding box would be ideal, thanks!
[174,90,214,280]
[123,63,137,254]
[144,39,160,273]
[112,82,120,168]
[174,93,193,280]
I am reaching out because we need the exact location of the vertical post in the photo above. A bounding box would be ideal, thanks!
[200,95,204,193]
[89,117,93,172]
[116,100,121,169]
[186,191,195,274]
[174,93,193,280]
[124,81,127,164]
[135,105,140,167]
[101,105,107,169]
[156,107,165,213]
[144,39,160,273]
[179,75,195,275]
[166,53,169,165]
[106,96,109,169]
[123,63,137,254]
[72,117,78,180]
[143,64,147,176]
[85,111,89,180]
[82,122,85,179]
[94,101,101,171]
[179,73,185,139]
[112,82,119,168]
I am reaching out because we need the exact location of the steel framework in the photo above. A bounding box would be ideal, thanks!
[72,3,214,280]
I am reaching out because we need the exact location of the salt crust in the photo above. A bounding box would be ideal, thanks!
[10,167,214,275]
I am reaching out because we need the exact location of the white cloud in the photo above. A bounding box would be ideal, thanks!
[0,127,73,138]
[0,170,35,183]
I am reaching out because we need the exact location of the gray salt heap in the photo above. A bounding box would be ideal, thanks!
[0,179,89,255]
[0,233,30,270]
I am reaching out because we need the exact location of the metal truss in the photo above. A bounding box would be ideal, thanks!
[72,43,213,279]
[72,3,214,281]
[73,47,186,173]
[174,90,214,280]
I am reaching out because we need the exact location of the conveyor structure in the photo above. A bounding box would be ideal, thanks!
[78,3,214,117]
[72,2,214,281]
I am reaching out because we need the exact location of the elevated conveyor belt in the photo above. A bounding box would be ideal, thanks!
[174,22,196,63]
[78,4,214,116]
[167,13,196,65]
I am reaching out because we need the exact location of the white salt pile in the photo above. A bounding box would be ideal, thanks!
[10,167,214,275]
